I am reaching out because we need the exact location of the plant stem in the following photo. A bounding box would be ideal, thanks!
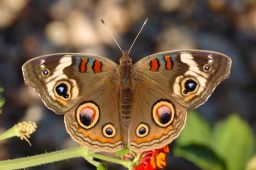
[0,121,37,145]
[133,153,141,165]
[0,146,134,170]
[0,146,85,170]
[92,153,133,169]
[0,122,133,170]
[0,125,17,141]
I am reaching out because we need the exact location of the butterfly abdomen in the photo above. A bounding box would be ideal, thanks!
[119,53,133,119]
[120,88,133,120]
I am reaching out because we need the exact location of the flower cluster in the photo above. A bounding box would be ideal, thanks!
[134,145,170,170]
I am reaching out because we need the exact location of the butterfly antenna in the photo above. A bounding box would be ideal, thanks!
[128,18,148,54]
[101,19,123,53]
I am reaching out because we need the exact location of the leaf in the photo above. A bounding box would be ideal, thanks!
[174,144,226,170]
[212,114,254,170]
[246,155,256,170]
[176,111,211,147]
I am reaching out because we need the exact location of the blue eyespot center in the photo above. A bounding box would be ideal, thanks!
[160,112,171,124]
[41,69,50,77]
[56,83,69,98]
[80,113,92,126]
[105,127,113,136]
[139,127,146,135]
[184,79,197,94]
[43,70,48,75]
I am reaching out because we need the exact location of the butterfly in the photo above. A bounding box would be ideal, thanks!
[22,49,231,153]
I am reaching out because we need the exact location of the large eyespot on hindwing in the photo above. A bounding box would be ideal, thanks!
[102,123,116,138]
[152,100,175,128]
[136,123,150,138]
[76,102,100,130]
[181,76,199,96]
[53,80,72,100]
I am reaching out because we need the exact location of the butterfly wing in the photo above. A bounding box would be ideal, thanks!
[128,76,187,152]
[64,79,124,152]
[133,50,231,109]
[128,50,231,152]
[22,53,124,152]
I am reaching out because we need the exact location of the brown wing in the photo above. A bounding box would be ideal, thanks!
[128,50,231,152]
[64,80,124,152]
[133,50,231,109]
[22,53,124,152]
[22,53,117,114]
[128,75,187,153]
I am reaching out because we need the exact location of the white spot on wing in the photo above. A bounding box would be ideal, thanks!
[173,52,208,98]
[44,55,78,99]
[180,53,208,78]
[40,59,45,65]
[207,54,214,64]
[173,76,182,96]
[55,56,72,70]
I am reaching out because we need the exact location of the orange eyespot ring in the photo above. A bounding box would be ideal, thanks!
[152,100,175,128]
[136,123,150,138]
[102,124,116,138]
[76,102,100,130]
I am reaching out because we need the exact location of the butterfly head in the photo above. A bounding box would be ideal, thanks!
[120,51,132,65]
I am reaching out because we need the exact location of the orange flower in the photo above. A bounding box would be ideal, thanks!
[134,145,170,170]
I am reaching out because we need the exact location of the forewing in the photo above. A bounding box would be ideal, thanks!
[22,53,124,152]
[133,50,231,109]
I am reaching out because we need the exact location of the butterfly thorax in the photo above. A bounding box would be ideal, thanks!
[118,52,134,143]
[119,52,133,87]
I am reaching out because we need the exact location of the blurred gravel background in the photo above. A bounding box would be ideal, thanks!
[0,0,256,169]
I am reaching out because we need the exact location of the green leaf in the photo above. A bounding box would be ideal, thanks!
[176,111,211,147]
[174,144,226,170]
[212,114,254,170]
[246,155,256,170]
